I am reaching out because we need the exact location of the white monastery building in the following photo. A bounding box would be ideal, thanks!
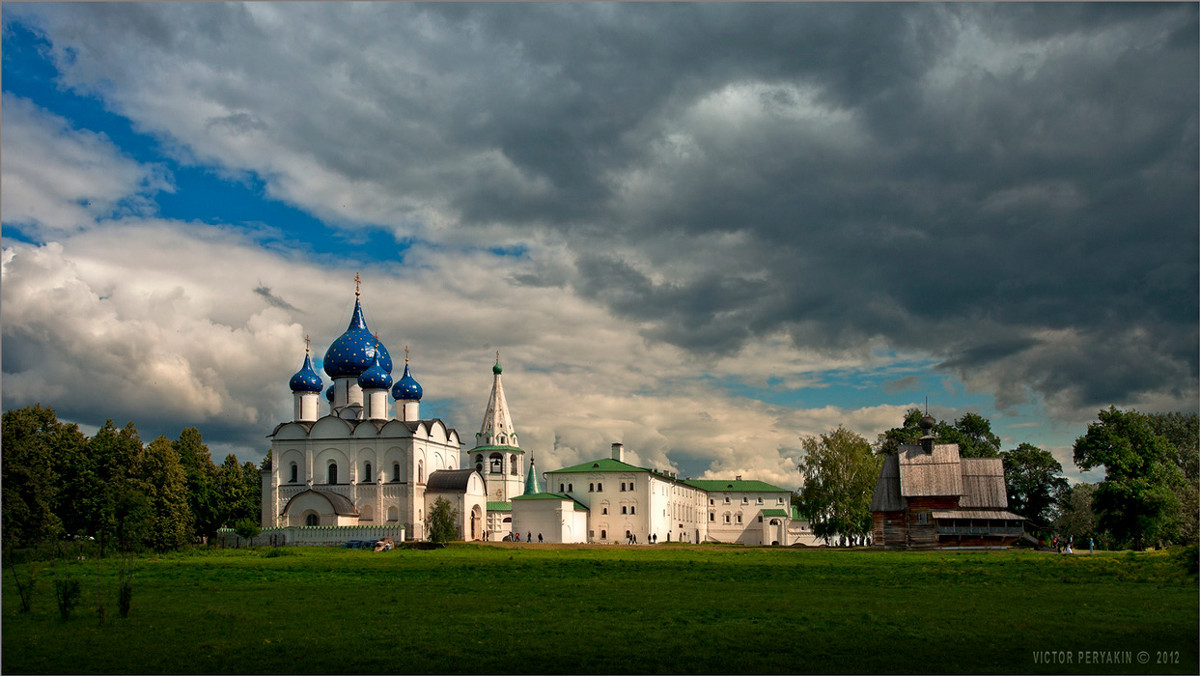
[261,279,816,546]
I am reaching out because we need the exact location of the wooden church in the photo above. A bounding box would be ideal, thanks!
[869,416,1024,549]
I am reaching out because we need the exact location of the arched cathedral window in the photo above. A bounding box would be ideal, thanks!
[289,462,298,483]
[328,463,338,485]
[364,462,372,482]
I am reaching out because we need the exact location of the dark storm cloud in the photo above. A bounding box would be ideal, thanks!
[253,284,302,313]
[15,1,1197,421]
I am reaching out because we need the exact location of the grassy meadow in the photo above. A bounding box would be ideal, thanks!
[3,544,1197,674]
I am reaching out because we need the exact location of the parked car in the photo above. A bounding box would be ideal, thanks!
[373,537,394,552]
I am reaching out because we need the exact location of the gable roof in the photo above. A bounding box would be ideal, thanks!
[958,458,1009,509]
[549,458,649,474]
[683,479,790,493]
[869,454,905,512]
[897,443,963,497]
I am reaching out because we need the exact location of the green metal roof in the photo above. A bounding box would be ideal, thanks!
[486,502,512,512]
[682,479,790,493]
[760,508,789,518]
[548,458,649,474]
[511,492,589,511]
[524,458,541,495]
[469,445,525,453]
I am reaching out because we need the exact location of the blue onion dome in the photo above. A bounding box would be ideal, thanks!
[358,347,393,390]
[323,298,393,378]
[326,385,335,402]
[289,353,323,393]
[392,362,423,401]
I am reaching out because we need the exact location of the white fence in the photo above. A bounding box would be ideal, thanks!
[215,525,407,548]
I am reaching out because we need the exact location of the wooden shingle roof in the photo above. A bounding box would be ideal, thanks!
[958,458,1009,509]
[897,443,963,497]
[869,454,905,512]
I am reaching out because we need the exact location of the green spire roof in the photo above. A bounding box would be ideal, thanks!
[524,455,541,495]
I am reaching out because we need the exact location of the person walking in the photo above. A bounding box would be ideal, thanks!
[526,531,531,543]
[538,533,543,543]
[1089,537,1094,554]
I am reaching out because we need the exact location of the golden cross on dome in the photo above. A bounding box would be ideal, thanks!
[496,350,500,363]
[304,334,311,354]
[354,272,362,297]
[405,345,410,364]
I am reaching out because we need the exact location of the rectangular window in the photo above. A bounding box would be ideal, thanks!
[742,497,748,504]
[597,483,603,492]
[622,506,628,515]
[630,506,636,515]
[757,497,763,504]
[710,513,715,522]
[758,515,763,522]
[589,483,594,492]
[724,514,730,524]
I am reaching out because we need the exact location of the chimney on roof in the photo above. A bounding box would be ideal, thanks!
[735,475,742,481]
[919,415,936,454]
[611,442,624,462]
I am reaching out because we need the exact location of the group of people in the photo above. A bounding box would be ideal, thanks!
[1048,534,1095,554]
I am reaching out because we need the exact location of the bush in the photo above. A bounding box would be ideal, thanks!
[234,519,261,543]
[53,576,81,621]
[1172,543,1199,576]
[264,547,293,558]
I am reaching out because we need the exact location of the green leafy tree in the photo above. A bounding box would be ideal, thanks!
[215,454,243,528]
[945,412,1002,459]
[88,420,152,554]
[140,436,193,551]
[239,460,263,526]
[426,498,460,543]
[173,428,221,541]
[1146,412,1199,545]
[2,405,66,549]
[874,408,927,455]
[874,409,999,458]
[1001,443,1069,524]
[1055,482,1107,549]
[797,426,881,540]
[1074,407,1187,550]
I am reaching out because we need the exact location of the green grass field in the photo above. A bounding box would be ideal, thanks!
[3,544,1197,674]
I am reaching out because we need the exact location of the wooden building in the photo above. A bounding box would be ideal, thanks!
[869,417,1023,549]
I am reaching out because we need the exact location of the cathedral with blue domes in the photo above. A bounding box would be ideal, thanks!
[261,278,489,540]
[261,277,818,546]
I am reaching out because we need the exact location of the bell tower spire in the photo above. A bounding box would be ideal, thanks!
[469,353,526,503]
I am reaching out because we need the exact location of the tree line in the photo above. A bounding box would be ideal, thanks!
[2,404,262,555]
[794,407,1198,550]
